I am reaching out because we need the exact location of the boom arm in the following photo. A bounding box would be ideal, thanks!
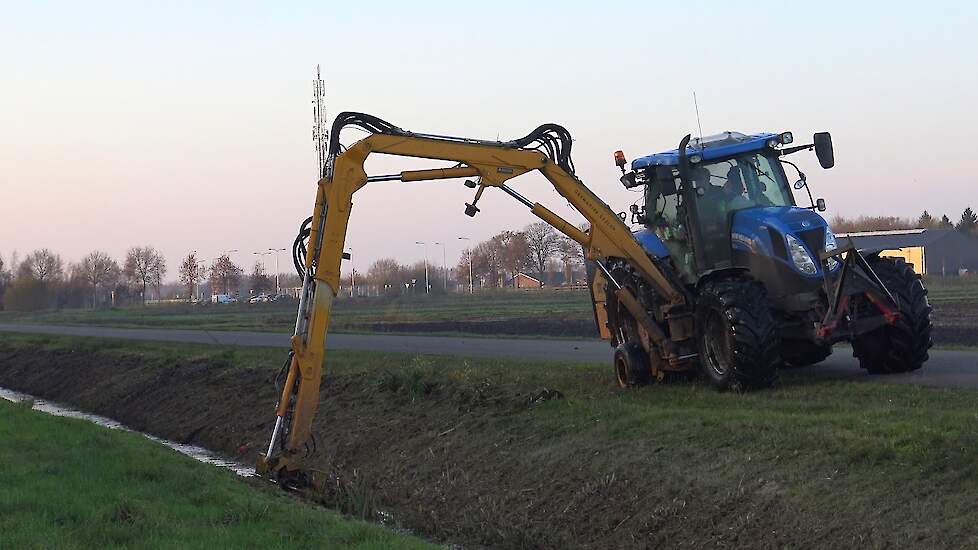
[256,113,689,481]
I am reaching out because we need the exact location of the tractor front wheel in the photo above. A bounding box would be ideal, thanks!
[695,276,780,390]
[613,342,652,388]
[851,257,932,374]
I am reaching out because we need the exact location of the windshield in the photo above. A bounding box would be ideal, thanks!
[689,152,793,213]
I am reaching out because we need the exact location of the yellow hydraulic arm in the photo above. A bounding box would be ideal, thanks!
[257,113,691,482]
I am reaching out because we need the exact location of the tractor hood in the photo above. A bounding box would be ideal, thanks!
[731,206,836,278]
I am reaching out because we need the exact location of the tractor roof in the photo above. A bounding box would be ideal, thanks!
[631,131,778,170]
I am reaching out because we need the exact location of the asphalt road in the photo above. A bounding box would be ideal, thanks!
[1,323,977,389]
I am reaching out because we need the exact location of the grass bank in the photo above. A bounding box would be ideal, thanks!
[1,334,977,548]
[0,398,433,549]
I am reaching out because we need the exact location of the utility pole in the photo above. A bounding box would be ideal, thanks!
[434,241,447,290]
[313,65,329,179]
[458,236,473,294]
[268,247,287,295]
[415,241,429,294]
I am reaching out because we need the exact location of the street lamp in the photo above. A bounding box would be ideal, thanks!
[433,241,448,290]
[253,250,272,267]
[415,241,429,294]
[458,237,473,294]
[345,248,355,297]
[268,247,287,295]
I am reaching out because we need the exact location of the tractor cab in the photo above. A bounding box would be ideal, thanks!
[621,131,835,287]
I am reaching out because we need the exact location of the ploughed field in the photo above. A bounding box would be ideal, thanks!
[2,334,977,549]
[1,276,976,345]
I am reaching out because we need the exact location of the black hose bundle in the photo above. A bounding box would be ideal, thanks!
[326,111,576,174]
[505,123,576,175]
[292,215,313,278]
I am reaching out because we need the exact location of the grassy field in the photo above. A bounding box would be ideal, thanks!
[1,334,977,547]
[0,398,433,549]
[0,289,595,333]
[1,275,976,342]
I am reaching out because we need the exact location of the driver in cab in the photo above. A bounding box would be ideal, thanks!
[722,166,752,212]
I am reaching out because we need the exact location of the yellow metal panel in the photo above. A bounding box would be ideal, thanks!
[880,246,925,275]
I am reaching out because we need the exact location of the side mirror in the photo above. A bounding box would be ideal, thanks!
[813,132,834,169]
[620,172,638,188]
[793,179,806,190]
[816,198,826,212]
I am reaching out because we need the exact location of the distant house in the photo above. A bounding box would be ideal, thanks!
[514,272,543,289]
[542,269,588,287]
[838,229,978,276]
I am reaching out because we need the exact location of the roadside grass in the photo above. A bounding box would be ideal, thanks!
[0,399,435,549]
[3,334,978,545]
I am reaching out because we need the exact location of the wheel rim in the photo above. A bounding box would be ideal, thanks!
[702,310,730,377]
[614,354,629,387]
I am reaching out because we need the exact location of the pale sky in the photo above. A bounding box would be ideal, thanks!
[2,1,976,276]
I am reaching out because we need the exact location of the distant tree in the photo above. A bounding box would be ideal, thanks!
[124,246,165,304]
[178,252,204,301]
[555,234,585,284]
[403,260,429,293]
[826,215,915,233]
[524,222,560,281]
[455,248,474,291]
[940,214,954,228]
[58,269,91,309]
[76,251,120,308]
[496,231,532,286]
[208,254,242,295]
[250,261,273,294]
[19,249,64,281]
[472,239,502,288]
[956,207,978,235]
[917,210,936,228]
[151,254,167,301]
[3,278,52,311]
[366,257,402,295]
[0,254,9,310]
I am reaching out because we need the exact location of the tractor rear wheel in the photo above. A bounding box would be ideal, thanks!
[851,257,932,374]
[613,342,652,388]
[780,340,833,368]
[695,276,780,390]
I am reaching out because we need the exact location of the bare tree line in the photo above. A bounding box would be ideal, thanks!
[0,246,299,311]
[355,222,587,296]
[0,247,167,311]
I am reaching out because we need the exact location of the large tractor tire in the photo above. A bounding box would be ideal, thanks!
[780,340,833,368]
[851,257,932,374]
[695,276,780,390]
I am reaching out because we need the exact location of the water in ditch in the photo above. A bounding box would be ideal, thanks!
[0,387,254,477]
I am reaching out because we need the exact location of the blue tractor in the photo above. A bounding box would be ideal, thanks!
[597,131,932,390]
